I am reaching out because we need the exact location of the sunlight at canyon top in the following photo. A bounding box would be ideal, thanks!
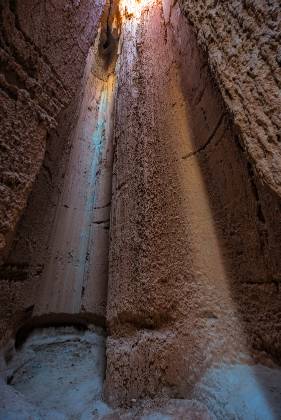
[120,0,155,19]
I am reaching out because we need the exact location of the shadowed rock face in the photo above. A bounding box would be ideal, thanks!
[179,0,281,193]
[0,0,105,259]
[178,0,281,281]
[0,1,121,346]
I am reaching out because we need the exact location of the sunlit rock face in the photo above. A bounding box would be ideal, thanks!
[0,0,105,260]
[120,0,155,17]
[178,0,281,192]
[105,0,281,413]
[178,0,281,281]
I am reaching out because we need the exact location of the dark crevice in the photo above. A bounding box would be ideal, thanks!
[94,201,111,210]
[93,219,110,225]
[0,80,17,100]
[246,161,267,226]
[0,57,27,93]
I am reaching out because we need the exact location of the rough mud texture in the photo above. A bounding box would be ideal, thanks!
[101,399,213,419]
[179,0,281,281]
[179,0,281,194]
[0,0,105,258]
[106,0,281,413]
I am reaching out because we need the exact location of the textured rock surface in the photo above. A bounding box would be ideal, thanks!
[1,327,213,419]
[105,0,281,410]
[176,0,281,295]
[0,0,106,344]
[100,399,213,419]
[177,0,281,285]
[179,0,281,201]
[0,0,105,258]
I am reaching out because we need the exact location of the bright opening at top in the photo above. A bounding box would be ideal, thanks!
[120,0,155,18]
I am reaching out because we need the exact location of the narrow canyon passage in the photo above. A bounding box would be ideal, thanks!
[1,0,281,419]
[33,56,115,320]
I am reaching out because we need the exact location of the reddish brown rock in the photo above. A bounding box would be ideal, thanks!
[176,2,281,286]
[0,0,106,345]
[179,0,281,208]
[0,0,105,259]
[105,0,281,406]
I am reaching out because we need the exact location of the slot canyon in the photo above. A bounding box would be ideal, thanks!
[0,0,281,418]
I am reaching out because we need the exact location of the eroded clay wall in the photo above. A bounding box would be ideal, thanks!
[105,0,281,406]
[0,0,105,259]
[179,0,281,280]
[179,0,281,192]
